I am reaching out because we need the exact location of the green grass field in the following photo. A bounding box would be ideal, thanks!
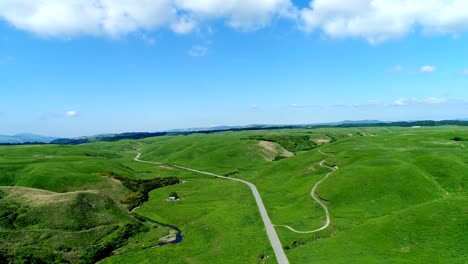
[0,126,466,263]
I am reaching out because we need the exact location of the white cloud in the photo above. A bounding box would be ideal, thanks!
[170,15,197,34]
[188,45,208,57]
[423,98,447,104]
[392,98,447,106]
[0,0,177,37]
[420,65,437,73]
[2,1,468,42]
[300,0,468,43]
[175,0,295,30]
[0,0,294,37]
[65,110,78,117]
[392,98,408,106]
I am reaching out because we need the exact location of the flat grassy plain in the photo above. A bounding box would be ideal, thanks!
[0,126,467,263]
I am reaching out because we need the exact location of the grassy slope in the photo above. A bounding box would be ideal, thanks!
[0,186,139,263]
[0,143,174,263]
[284,127,468,263]
[116,127,467,263]
[104,177,275,264]
[0,144,134,201]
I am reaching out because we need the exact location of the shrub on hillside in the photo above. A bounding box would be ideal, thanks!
[243,135,318,152]
[101,173,180,210]
[80,222,146,264]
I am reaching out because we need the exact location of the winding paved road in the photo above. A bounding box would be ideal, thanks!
[134,153,289,264]
[276,150,336,234]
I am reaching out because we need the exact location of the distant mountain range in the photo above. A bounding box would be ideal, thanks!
[0,133,58,144]
[2,119,467,145]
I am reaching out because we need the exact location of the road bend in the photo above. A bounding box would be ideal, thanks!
[276,149,336,234]
[134,153,289,264]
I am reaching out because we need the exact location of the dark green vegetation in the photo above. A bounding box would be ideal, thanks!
[80,222,145,264]
[0,133,58,144]
[100,172,180,209]
[1,126,467,263]
[46,120,468,145]
[244,135,318,152]
[169,191,179,199]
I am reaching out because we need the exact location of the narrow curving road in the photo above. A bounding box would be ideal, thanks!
[134,153,289,264]
[276,150,336,234]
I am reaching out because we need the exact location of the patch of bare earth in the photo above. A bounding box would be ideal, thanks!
[307,164,316,172]
[315,138,331,144]
[159,165,174,170]
[158,230,178,244]
[258,141,294,161]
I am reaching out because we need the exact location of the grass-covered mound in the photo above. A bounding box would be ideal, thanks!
[0,186,139,263]
[0,144,133,201]
[0,143,181,263]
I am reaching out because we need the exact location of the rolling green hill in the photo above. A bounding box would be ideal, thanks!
[0,186,140,263]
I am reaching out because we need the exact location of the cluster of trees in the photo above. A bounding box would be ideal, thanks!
[103,173,180,210]
[0,142,45,146]
[169,192,180,199]
[0,252,68,264]
[80,223,146,264]
[336,120,468,128]
[244,135,318,152]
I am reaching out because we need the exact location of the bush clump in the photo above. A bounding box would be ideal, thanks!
[103,173,180,210]
[80,222,145,264]
[244,135,318,152]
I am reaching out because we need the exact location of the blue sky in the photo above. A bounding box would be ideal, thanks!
[1,0,468,137]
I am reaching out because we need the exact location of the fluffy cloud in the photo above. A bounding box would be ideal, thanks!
[65,110,78,117]
[0,0,293,37]
[2,1,468,42]
[300,0,468,43]
[175,0,295,30]
[420,65,437,73]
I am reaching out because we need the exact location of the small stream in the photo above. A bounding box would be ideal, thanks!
[141,217,183,247]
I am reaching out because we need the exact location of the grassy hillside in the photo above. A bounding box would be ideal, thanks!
[0,126,466,263]
[0,143,181,263]
[119,126,467,263]
[103,177,275,264]
[0,186,142,263]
